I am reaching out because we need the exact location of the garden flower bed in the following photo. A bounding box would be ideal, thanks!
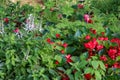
[0,0,120,80]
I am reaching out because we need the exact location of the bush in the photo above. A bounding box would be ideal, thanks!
[0,0,120,80]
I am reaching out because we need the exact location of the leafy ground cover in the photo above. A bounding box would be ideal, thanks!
[0,0,120,80]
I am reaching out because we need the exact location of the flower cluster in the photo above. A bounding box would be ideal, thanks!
[46,33,73,64]
[84,14,93,23]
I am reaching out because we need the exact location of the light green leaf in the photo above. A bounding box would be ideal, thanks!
[95,71,101,80]
[91,61,99,69]
[55,55,62,62]
[84,68,94,74]
[99,61,106,71]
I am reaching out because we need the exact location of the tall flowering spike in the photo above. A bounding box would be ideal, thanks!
[65,54,73,63]
[24,14,37,32]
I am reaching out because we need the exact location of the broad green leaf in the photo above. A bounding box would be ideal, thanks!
[91,61,99,69]
[95,71,101,80]
[65,47,76,53]
[84,68,94,74]
[75,71,82,80]
[55,55,62,62]
[99,61,106,71]
[80,52,88,60]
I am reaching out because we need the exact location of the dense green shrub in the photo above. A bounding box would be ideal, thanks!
[0,0,120,80]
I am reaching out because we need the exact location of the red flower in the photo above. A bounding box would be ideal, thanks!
[108,49,117,60]
[46,38,51,43]
[55,60,59,65]
[112,62,120,68]
[100,55,107,61]
[56,33,60,38]
[84,14,90,21]
[98,37,108,41]
[101,32,105,36]
[60,50,65,54]
[4,18,9,23]
[46,38,54,44]
[77,4,84,9]
[13,28,19,33]
[111,38,120,46]
[65,54,73,63]
[105,64,109,68]
[104,37,108,41]
[88,19,93,24]
[84,73,92,80]
[84,38,98,50]
[85,35,91,40]
[89,28,96,34]
[62,43,68,48]
[96,44,104,51]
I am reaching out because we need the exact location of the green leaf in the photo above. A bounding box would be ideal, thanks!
[49,69,57,76]
[84,68,94,74]
[55,55,62,62]
[95,71,101,80]
[99,69,105,76]
[61,5,74,16]
[91,61,99,69]
[116,56,120,61]
[65,47,76,53]
[74,29,82,38]
[80,52,88,60]
[79,60,88,69]
[55,46,63,51]
[99,61,106,71]
[75,71,82,80]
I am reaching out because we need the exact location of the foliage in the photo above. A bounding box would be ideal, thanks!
[0,0,120,80]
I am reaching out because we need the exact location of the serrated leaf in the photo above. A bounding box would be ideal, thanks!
[99,61,106,71]
[95,71,101,80]
[75,71,82,80]
[80,52,88,60]
[91,61,99,69]
[84,68,94,74]
[55,55,62,62]
[79,60,88,68]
